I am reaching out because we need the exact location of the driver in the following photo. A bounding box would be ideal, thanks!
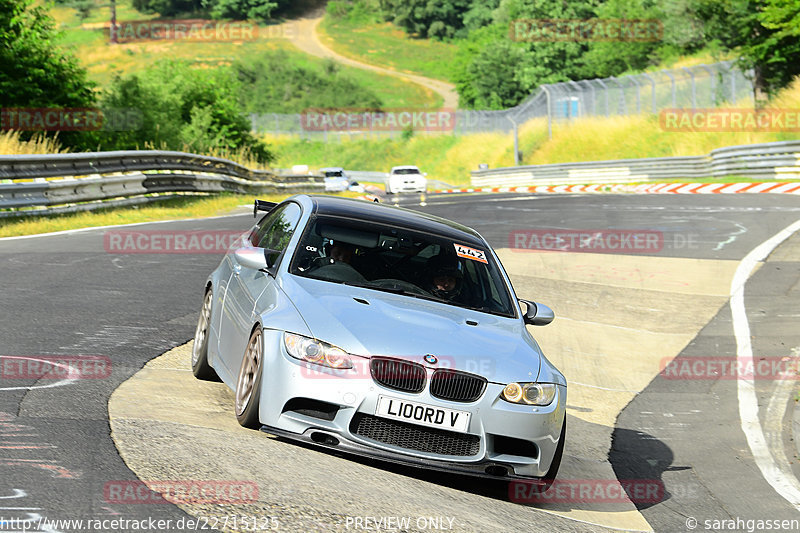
[428,256,464,300]
[330,243,353,264]
[323,241,354,264]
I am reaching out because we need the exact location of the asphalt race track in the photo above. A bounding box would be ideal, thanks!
[2,191,800,532]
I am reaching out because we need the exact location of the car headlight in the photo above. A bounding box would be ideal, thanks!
[501,382,557,406]
[284,333,353,369]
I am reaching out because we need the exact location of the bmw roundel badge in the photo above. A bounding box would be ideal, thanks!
[424,354,438,365]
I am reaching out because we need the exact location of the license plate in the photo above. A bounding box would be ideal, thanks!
[375,396,470,433]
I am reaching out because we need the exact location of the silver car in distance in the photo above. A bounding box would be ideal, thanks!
[191,195,566,482]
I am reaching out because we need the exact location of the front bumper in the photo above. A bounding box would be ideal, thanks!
[258,329,566,479]
[389,179,426,192]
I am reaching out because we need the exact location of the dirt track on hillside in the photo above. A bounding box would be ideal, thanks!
[282,9,459,109]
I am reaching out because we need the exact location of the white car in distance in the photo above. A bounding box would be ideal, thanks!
[386,165,427,194]
[322,167,350,192]
[322,167,366,194]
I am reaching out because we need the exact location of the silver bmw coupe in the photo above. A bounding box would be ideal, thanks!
[191,195,566,482]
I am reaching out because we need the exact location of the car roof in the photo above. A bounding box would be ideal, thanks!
[306,196,485,246]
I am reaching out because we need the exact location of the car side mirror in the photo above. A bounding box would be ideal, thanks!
[234,247,281,273]
[519,299,555,326]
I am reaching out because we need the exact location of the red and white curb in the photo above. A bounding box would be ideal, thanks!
[433,182,800,195]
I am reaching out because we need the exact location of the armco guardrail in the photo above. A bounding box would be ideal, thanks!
[471,141,800,187]
[0,150,324,217]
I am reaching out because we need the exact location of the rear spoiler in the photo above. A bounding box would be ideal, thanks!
[254,199,277,218]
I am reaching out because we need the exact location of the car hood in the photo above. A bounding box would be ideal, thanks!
[279,275,541,384]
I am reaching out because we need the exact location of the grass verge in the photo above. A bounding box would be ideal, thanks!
[318,14,457,83]
[0,131,65,155]
[0,191,359,238]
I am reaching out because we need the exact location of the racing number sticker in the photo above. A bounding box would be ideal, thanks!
[454,243,488,264]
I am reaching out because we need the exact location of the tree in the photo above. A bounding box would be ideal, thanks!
[100,61,273,162]
[579,0,672,78]
[132,0,294,21]
[0,0,96,109]
[696,0,800,102]
[379,0,473,39]
[761,0,800,37]
[202,0,277,21]
[453,29,530,109]
[453,0,599,108]
[132,0,203,17]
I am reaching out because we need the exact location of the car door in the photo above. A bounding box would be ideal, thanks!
[217,202,303,376]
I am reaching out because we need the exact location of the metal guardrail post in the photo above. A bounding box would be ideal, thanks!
[541,85,553,139]
[508,116,520,166]
[610,78,624,115]
[661,69,677,108]
[567,81,583,118]
[580,80,596,115]
[641,73,657,113]
[682,67,697,109]
[699,64,715,106]
[630,76,642,114]
[593,79,610,117]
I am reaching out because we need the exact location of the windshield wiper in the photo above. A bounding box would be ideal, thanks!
[343,282,450,304]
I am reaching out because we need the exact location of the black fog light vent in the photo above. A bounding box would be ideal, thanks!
[282,398,340,421]
[492,434,538,459]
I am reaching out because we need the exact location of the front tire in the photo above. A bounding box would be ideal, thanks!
[191,288,220,381]
[235,326,264,429]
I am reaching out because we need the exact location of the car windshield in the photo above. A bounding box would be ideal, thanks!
[393,168,420,175]
[289,215,516,317]
[324,171,344,177]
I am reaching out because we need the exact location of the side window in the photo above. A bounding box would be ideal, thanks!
[250,203,302,253]
[250,211,278,247]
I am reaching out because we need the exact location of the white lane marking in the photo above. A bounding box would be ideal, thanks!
[732,219,800,509]
[0,356,78,391]
[0,489,26,499]
[763,354,800,488]
[0,212,250,241]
